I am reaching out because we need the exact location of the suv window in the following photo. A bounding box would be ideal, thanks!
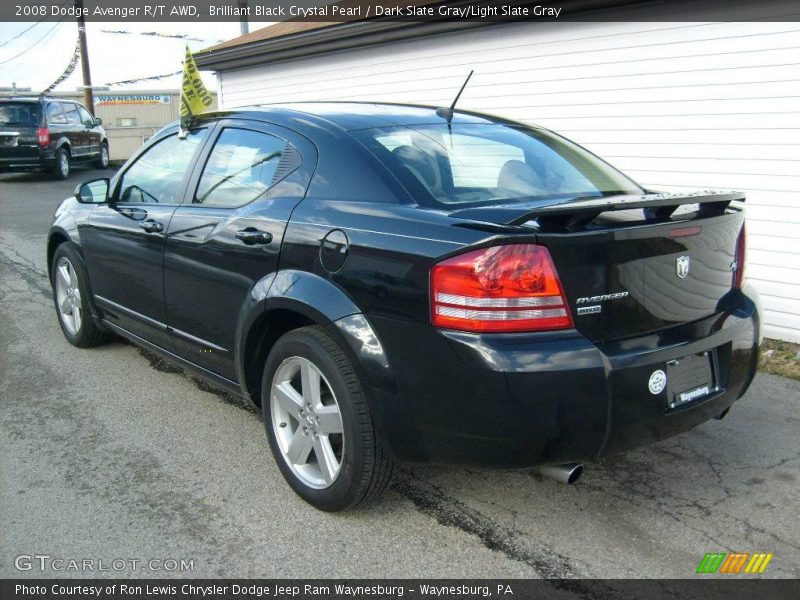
[46,103,67,125]
[195,128,288,208]
[77,105,94,128]
[0,102,39,126]
[61,103,81,126]
[117,129,206,205]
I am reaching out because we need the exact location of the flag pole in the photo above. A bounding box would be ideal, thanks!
[179,45,213,138]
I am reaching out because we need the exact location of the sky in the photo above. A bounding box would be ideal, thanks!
[0,21,274,92]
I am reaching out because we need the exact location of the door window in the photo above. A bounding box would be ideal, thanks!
[117,130,206,205]
[46,103,67,125]
[77,105,95,128]
[61,103,82,126]
[195,128,290,208]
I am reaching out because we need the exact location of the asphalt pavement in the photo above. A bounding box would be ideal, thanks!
[1,167,799,580]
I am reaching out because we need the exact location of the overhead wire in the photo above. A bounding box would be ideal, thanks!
[0,0,69,48]
[0,20,64,66]
[105,70,183,86]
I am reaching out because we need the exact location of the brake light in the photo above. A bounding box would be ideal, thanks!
[733,224,747,289]
[37,127,50,147]
[431,244,573,333]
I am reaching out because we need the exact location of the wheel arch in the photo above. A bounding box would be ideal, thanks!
[47,227,77,281]
[54,137,71,155]
[236,270,398,412]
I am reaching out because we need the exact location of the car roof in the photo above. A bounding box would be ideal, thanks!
[219,101,512,131]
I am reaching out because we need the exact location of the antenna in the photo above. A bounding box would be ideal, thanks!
[436,70,474,123]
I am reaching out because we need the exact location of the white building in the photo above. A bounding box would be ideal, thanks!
[196,1,800,342]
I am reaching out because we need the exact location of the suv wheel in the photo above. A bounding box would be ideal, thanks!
[52,148,70,179]
[51,243,111,347]
[96,143,109,169]
[262,326,393,511]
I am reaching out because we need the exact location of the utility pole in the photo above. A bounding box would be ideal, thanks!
[239,0,250,35]
[76,0,95,115]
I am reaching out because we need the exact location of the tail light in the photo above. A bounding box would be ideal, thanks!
[431,244,573,333]
[37,127,50,147]
[733,224,747,289]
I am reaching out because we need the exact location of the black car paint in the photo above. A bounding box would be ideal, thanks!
[48,103,761,468]
[0,97,107,172]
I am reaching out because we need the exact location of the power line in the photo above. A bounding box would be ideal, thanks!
[0,0,69,48]
[0,20,63,67]
[0,22,43,48]
[100,29,223,43]
[105,69,182,86]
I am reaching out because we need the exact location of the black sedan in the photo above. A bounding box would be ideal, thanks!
[47,103,760,511]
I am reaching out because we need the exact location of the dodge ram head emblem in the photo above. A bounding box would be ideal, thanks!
[676,256,690,279]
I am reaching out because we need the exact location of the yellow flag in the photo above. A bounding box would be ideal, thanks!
[180,45,213,127]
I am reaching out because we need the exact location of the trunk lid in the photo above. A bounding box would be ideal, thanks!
[449,191,744,342]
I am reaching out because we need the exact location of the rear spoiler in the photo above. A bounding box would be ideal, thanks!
[450,190,745,230]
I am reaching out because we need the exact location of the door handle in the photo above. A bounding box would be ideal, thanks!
[139,220,163,233]
[235,228,273,245]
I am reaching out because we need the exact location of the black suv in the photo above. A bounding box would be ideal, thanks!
[47,103,760,511]
[0,96,109,178]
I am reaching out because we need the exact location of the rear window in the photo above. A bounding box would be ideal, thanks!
[0,102,39,127]
[353,123,642,207]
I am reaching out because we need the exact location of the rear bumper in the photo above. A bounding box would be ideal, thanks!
[360,284,760,467]
[0,147,53,170]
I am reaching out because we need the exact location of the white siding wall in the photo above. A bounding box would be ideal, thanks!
[218,13,800,341]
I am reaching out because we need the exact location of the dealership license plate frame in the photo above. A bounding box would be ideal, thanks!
[666,350,718,409]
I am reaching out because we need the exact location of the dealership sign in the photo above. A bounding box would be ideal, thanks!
[95,94,171,106]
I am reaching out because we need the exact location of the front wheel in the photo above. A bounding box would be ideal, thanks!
[95,142,109,169]
[262,326,393,511]
[51,243,111,347]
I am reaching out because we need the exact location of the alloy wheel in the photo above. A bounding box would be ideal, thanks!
[100,145,109,167]
[54,256,82,335]
[270,356,345,489]
[59,151,69,177]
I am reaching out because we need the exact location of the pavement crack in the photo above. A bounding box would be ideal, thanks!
[393,469,581,578]
[0,237,51,301]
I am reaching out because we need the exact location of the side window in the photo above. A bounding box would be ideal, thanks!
[61,103,81,126]
[195,128,292,208]
[117,129,206,205]
[77,105,94,127]
[46,103,67,125]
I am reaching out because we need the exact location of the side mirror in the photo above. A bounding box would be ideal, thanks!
[75,178,109,204]
[93,117,103,126]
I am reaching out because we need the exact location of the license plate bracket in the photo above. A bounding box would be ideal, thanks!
[666,351,716,409]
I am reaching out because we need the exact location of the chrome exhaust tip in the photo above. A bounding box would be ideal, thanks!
[538,462,584,485]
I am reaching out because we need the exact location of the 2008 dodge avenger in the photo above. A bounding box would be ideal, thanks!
[47,102,759,511]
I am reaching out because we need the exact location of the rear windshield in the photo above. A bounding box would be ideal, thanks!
[352,123,642,207]
[0,102,40,127]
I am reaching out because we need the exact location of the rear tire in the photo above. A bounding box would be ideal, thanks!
[95,142,109,169]
[52,148,70,179]
[51,243,112,348]
[262,326,393,511]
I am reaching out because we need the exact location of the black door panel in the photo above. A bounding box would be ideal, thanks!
[82,127,211,346]
[84,204,176,346]
[163,121,317,380]
[164,204,296,379]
